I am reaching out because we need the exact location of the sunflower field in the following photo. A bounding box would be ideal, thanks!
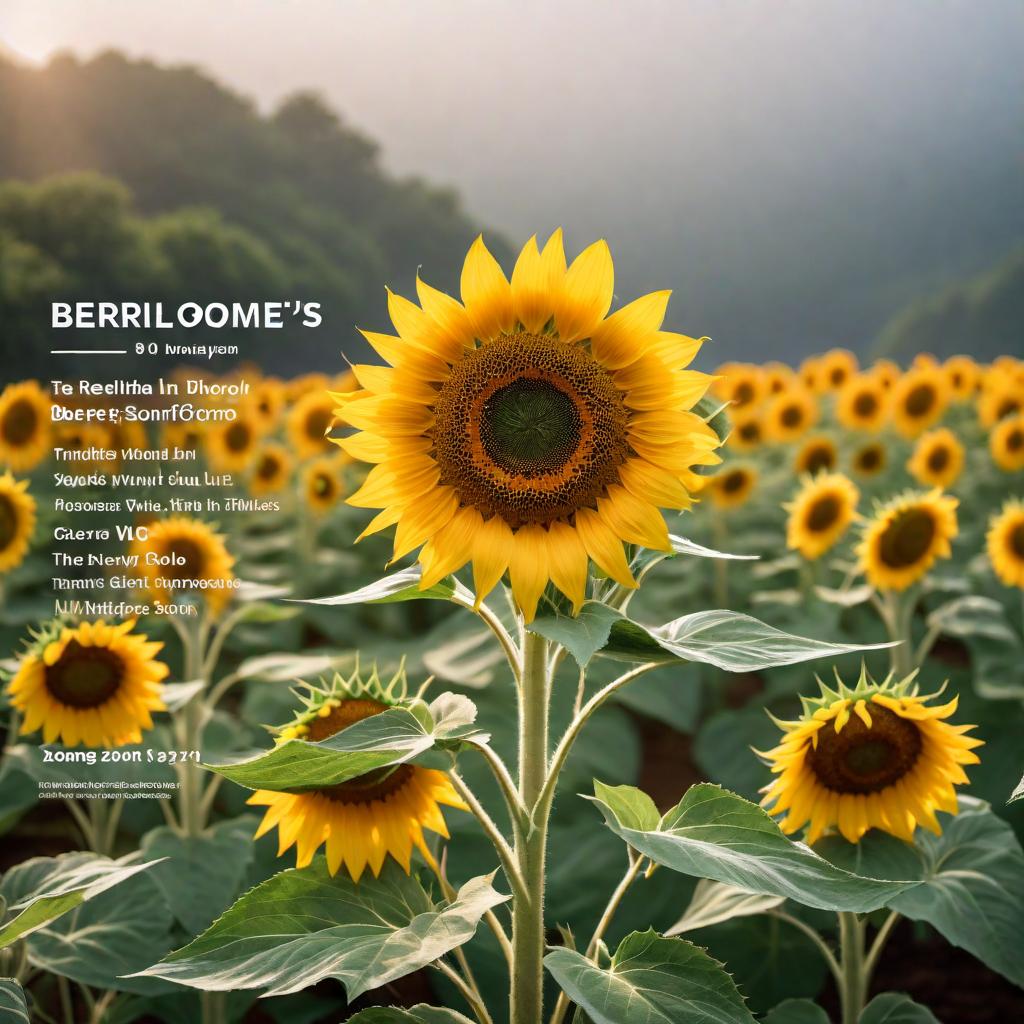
[1,234,1023,1024]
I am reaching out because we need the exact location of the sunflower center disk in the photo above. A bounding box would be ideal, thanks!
[854,393,877,417]
[1009,523,1024,560]
[225,422,251,452]
[879,508,936,568]
[781,406,803,429]
[168,539,205,578]
[2,399,38,445]
[0,495,16,550]
[927,447,950,473]
[808,705,922,794]
[257,455,280,480]
[806,495,841,532]
[433,332,630,527]
[904,384,935,418]
[45,640,124,708]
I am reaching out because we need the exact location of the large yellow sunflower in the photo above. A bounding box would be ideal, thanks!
[850,440,887,478]
[249,442,293,496]
[794,435,838,476]
[759,670,981,844]
[765,387,818,443]
[835,374,888,433]
[989,414,1024,472]
[0,472,36,573]
[785,472,860,560]
[987,500,1024,588]
[907,428,964,490]
[8,619,168,748]
[891,365,949,438]
[288,390,338,461]
[708,464,758,509]
[0,381,51,472]
[131,517,236,615]
[334,232,720,621]
[858,490,958,591]
[248,668,467,881]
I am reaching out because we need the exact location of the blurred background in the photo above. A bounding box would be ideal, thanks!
[1,0,1022,377]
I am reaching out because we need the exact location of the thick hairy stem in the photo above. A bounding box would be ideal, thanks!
[838,911,868,1024]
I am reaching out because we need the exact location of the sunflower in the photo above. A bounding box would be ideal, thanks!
[850,441,887,478]
[708,464,757,509]
[0,381,51,471]
[819,348,858,391]
[858,490,958,591]
[794,435,837,476]
[250,378,286,432]
[248,667,467,881]
[798,356,822,393]
[161,420,204,454]
[836,374,888,433]
[249,442,292,495]
[728,409,765,451]
[943,356,979,400]
[891,365,949,439]
[205,407,260,472]
[0,472,36,572]
[334,232,720,622]
[907,428,964,489]
[759,669,981,844]
[766,387,818,443]
[987,500,1024,588]
[785,473,860,560]
[979,383,1023,429]
[131,517,236,615]
[763,361,795,395]
[7,619,168,748]
[287,390,337,460]
[870,359,901,391]
[990,414,1024,472]
[303,456,344,513]
[714,363,764,411]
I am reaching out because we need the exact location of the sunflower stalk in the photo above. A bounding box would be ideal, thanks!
[838,911,869,1024]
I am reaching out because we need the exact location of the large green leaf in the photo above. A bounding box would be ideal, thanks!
[137,860,508,999]
[817,798,1024,988]
[859,993,940,1023]
[0,853,159,949]
[0,979,29,1023]
[762,999,830,1024]
[602,609,890,671]
[347,1008,476,1023]
[208,692,484,791]
[530,602,623,668]
[925,595,1017,644]
[294,566,464,605]
[544,928,757,1024]
[590,783,917,913]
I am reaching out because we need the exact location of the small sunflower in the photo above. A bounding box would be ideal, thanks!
[709,464,758,509]
[161,420,204,454]
[714,363,765,411]
[0,381,51,472]
[205,407,260,472]
[819,348,858,391]
[891,366,949,438]
[334,232,720,622]
[907,428,964,489]
[759,669,982,844]
[248,666,467,881]
[0,472,36,572]
[728,409,765,451]
[7,619,168,748]
[990,414,1024,472]
[980,386,1023,431]
[250,378,286,432]
[798,356,822,393]
[850,441,887,478]
[288,390,337,460]
[987,500,1024,588]
[794,435,837,476]
[836,374,888,433]
[763,361,795,395]
[943,356,980,400]
[858,490,958,591]
[249,443,292,495]
[303,456,344,514]
[131,517,236,615]
[785,473,860,560]
[870,359,901,391]
[766,387,818,443]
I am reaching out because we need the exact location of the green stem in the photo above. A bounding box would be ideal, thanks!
[173,615,207,838]
[881,589,915,677]
[510,630,550,1024]
[838,911,868,1024]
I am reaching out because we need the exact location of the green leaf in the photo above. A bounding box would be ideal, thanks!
[0,853,160,950]
[208,692,484,791]
[817,798,1024,988]
[161,679,205,712]
[813,583,875,608]
[602,609,891,671]
[590,783,917,913]
[666,878,784,935]
[694,395,733,446]
[346,1008,476,1024]
[925,595,1017,643]
[859,993,940,1024]
[233,602,300,624]
[137,860,508,999]
[293,566,464,606]
[530,602,622,668]
[140,817,256,934]
[232,650,353,683]
[544,928,757,1024]
[762,998,830,1024]
[0,979,29,1023]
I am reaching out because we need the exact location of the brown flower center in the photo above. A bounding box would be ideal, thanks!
[733,381,755,406]
[802,444,835,475]
[879,507,936,569]
[1007,428,1023,453]
[45,639,124,709]
[738,421,761,443]
[225,421,252,453]
[1,398,40,446]
[904,384,936,419]
[806,494,841,532]
[856,446,883,473]
[257,453,281,481]
[167,538,205,578]
[853,392,877,418]
[1009,522,1024,561]
[305,406,332,441]
[721,469,749,494]
[0,493,17,552]
[926,445,950,474]
[780,404,803,429]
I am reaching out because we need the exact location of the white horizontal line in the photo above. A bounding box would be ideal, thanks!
[50,350,128,355]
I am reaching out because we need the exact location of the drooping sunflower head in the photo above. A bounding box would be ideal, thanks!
[714,362,765,410]
[708,464,758,509]
[836,374,889,433]
[0,472,36,573]
[858,490,958,591]
[131,516,236,615]
[942,356,980,400]
[987,499,1024,589]
[248,664,467,881]
[759,667,982,844]
[0,381,51,472]
[989,413,1024,472]
[335,232,721,621]
[870,359,901,391]
[850,440,887,478]
[978,381,1022,430]
[303,455,344,514]
[794,435,837,476]
[891,366,950,438]
[8,619,168,748]
[785,472,860,560]
[766,387,818,443]
[907,428,964,490]
[820,348,859,391]
[728,409,765,452]
[288,390,338,460]
[205,406,261,473]
[249,442,292,496]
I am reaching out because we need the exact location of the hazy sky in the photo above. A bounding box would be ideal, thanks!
[3,1,1022,357]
